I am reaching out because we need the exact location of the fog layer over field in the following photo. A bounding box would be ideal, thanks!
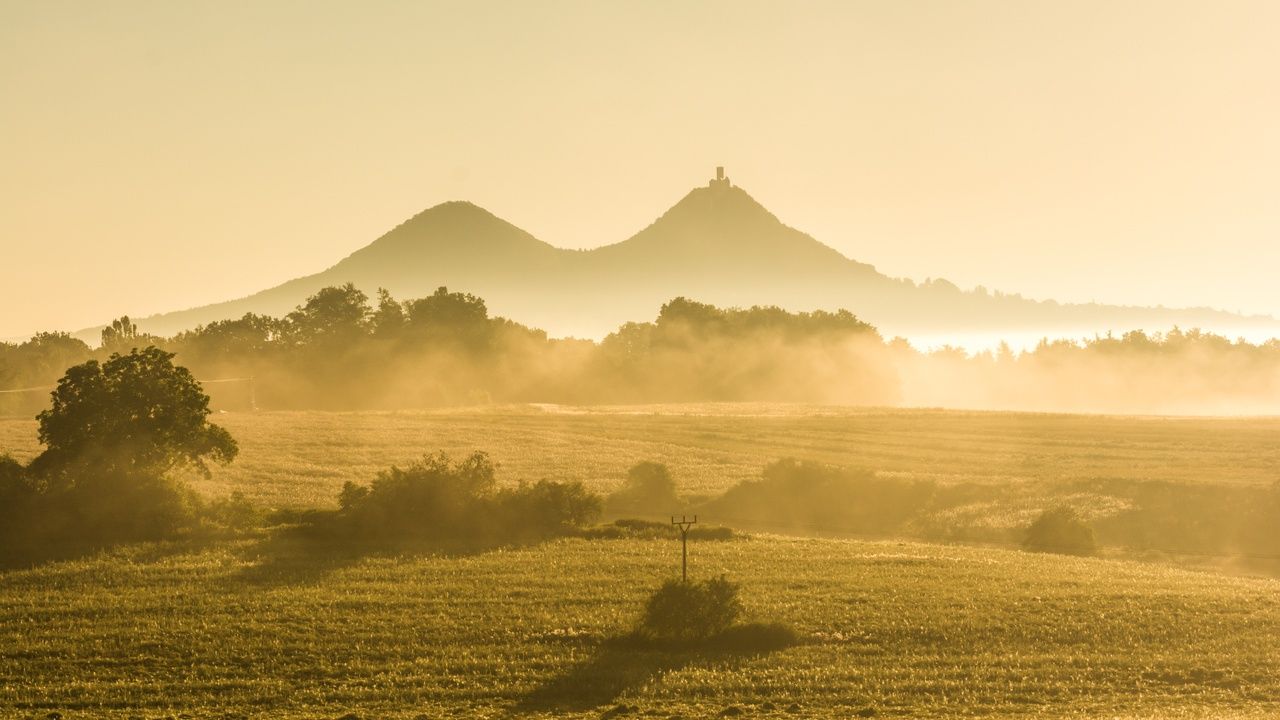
[3,285,1279,416]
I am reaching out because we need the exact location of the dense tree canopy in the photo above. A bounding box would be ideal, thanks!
[2,347,240,559]
[32,347,237,481]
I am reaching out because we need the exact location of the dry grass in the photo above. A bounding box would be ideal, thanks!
[2,533,1279,718]
[4,404,1280,717]
[5,403,1278,510]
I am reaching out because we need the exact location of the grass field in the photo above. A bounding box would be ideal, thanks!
[4,404,1280,717]
[2,532,1279,719]
[4,404,1279,511]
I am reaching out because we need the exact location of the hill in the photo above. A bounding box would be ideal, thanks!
[1,532,1277,718]
[78,170,1277,342]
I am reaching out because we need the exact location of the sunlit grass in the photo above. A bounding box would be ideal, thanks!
[1,534,1278,718]
[5,403,1278,512]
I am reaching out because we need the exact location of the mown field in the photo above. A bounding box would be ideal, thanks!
[4,404,1280,717]
[3,404,1279,510]
[2,532,1279,719]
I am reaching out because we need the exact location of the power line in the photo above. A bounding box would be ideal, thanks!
[0,385,55,395]
[0,376,257,407]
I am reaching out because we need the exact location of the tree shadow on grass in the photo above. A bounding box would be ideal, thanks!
[231,522,366,588]
[229,510,516,588]
[516,624,799,714]
[0,531,232,573]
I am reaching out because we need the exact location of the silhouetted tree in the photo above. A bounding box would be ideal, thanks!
[284,283,371,346]
[404,286,492,350]
[372,288,407,339]
[31,347,237,482]
[100,316,138,351]
[0,332,94,415]
[174,313,282,363]
[3,348,238,555]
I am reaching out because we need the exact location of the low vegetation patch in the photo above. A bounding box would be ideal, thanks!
[329,450,601,550]
[579,518,737,541]
[628,576,799,651]
[702,458,936,536]
[1023,506,1099,556]
[605,461,686,517]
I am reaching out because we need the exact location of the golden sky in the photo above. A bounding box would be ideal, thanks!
[2,0,1278,338]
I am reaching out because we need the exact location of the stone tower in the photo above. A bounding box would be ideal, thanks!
[709,166,731,189]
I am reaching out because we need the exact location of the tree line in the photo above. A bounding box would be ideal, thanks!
[3,283,1279,414]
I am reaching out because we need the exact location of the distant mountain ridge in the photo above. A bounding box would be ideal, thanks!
[76,169,1277,342]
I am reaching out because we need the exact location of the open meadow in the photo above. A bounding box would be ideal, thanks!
[2,533,1279,719]
[3,404,1278,510]
[5,404,1280,718]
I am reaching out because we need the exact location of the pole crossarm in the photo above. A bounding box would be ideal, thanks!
[671,514,698,582]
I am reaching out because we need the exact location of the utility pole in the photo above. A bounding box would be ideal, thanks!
[671,515,698,582]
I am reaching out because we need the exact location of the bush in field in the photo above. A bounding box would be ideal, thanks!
[498,479,601,542]
[640,576,744,641]
[336,450,600,548]
[704,458,935,535]
[605,461,681,516]
[631,575,798,650]
[338,451,497,543]
[0,455,35,550]
[1023,507,1099,556]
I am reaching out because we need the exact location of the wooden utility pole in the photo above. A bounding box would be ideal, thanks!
[671,515,698,582]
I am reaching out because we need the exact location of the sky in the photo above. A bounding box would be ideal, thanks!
[2,0,1278,339]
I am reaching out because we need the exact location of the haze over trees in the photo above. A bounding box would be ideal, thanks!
[4,284,1280,415]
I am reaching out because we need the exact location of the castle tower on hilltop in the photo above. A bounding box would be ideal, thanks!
[709,166,731,189]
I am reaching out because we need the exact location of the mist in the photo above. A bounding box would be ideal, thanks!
[4,285,1278,418]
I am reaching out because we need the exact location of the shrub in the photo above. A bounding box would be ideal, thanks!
[640,576,744,641]
[336,451,601,548]
[1023,506,1099,556]
[498,479,602,542]
[62,469,200,544]
[703,458,935,535]
[0,455,36,553]
[2,464,200,562]
[605,461,681,517]
[338,451,497,544]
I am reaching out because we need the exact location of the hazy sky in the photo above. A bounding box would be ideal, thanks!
[2,0,1278,338]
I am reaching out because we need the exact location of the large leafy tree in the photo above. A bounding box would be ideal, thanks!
[284,282,371,346]
[31,346,237,482]
[404,286,492,350]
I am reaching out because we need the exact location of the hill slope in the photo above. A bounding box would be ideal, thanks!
[100,173,1276,341]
